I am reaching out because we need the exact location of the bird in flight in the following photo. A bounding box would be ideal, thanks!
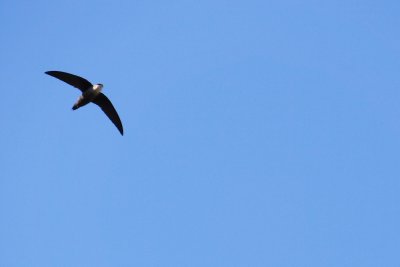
[45,71,124,135]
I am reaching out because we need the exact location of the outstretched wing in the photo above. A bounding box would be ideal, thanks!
[92,93,124,135]
[45,71,92,92]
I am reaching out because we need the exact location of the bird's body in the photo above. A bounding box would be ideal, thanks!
[73,84,103,110]
[45,71,124,135]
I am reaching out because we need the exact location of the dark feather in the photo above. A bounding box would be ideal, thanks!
[45,71,92,92]
[92,93,124,135]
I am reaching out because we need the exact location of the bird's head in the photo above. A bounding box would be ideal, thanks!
[94,83,103,92]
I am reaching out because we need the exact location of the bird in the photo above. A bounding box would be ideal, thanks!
[45,70,123,135]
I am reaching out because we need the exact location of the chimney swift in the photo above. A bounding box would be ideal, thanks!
[45,71,124,135]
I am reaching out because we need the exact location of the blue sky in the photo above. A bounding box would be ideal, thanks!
[1,0,400,266]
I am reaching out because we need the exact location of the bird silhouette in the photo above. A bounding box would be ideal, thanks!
[45,71,123,135]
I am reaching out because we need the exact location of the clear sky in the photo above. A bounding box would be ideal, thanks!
[1,0,399,266]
